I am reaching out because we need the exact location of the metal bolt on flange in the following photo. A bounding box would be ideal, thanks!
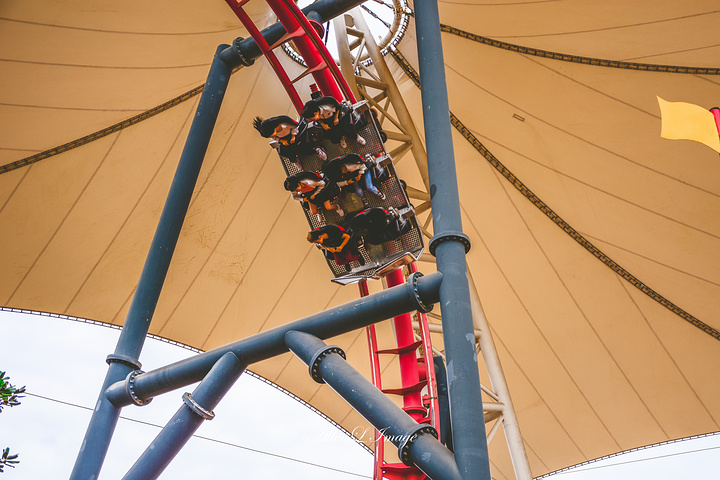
[309,345,346,383]
[399,424,439,466]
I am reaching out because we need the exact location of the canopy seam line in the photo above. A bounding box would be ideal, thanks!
[462,207,620,454]
[4,133,120,306]
[152,151,272,334]
[153,68,266,335]
[389,47,720,342]
[64,96,200,314]
[441,56,720,201]
[197,195,293,349]
[488,322,593,462]
[0,83,208,175]
[475,180,671,439]
[0,16,241,36]
[614,278,720,428]
[439,24,720,75]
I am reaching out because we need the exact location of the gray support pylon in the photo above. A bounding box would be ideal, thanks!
[414,0,492,478]
[70,44,234,480]
[122,352,246,480]
[284,331,462,480]
[334,8,430,191]
[105,271,442,407]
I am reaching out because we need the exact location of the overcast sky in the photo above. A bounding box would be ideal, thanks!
[1,309,719,479]
[0,310,372,479]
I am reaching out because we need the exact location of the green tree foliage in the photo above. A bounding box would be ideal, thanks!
[0,449,19,473]
[0,372,25,412]
[0,371,24,472]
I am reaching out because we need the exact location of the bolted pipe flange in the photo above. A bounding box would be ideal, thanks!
[309,345,346,384]
[106,353,142,371]
[428,231,471,256]
[123,370,152,406]
[232,37,256,67]
[182,392,215,420]
[398,425,439,466]
[408,272,432,313]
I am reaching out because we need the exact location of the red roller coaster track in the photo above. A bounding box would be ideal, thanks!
[225,2,442,478]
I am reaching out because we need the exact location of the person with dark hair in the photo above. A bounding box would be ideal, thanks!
[307,224,364,271]
[252,115,326,164]
[350,207,410,245]
[300,96,366,148]
[322,153,385,200]
[284,171,344,220]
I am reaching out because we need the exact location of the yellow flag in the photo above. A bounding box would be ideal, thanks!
[658,96,720,153]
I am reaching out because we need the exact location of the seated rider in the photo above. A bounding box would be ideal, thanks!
[301,96,366,149]
[284,171,344,220]
[350,207,411,245]
[253,115,326,164]
[307,224,365,271]
[323,153,385,200]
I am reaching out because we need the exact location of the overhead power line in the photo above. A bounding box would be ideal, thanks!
[25,392,371,479]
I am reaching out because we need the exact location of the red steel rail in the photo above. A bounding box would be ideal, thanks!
[225,2,439,477]
[225,0,355,113]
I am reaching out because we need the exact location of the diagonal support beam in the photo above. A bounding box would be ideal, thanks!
[70,44,234,480]
[105,272,442,407]
[122,352,246,480]
[285,331,462,480]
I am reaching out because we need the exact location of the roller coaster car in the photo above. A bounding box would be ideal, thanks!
[273,100,424,284]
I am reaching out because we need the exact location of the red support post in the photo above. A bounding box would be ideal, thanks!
[385,268,424,421]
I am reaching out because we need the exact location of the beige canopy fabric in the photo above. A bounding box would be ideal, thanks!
[2,1,720,478]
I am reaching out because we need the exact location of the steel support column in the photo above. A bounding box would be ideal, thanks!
[415,0,492,478]
[70,45,233,480]
[285,331,462,480]
[122,352,246,480]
